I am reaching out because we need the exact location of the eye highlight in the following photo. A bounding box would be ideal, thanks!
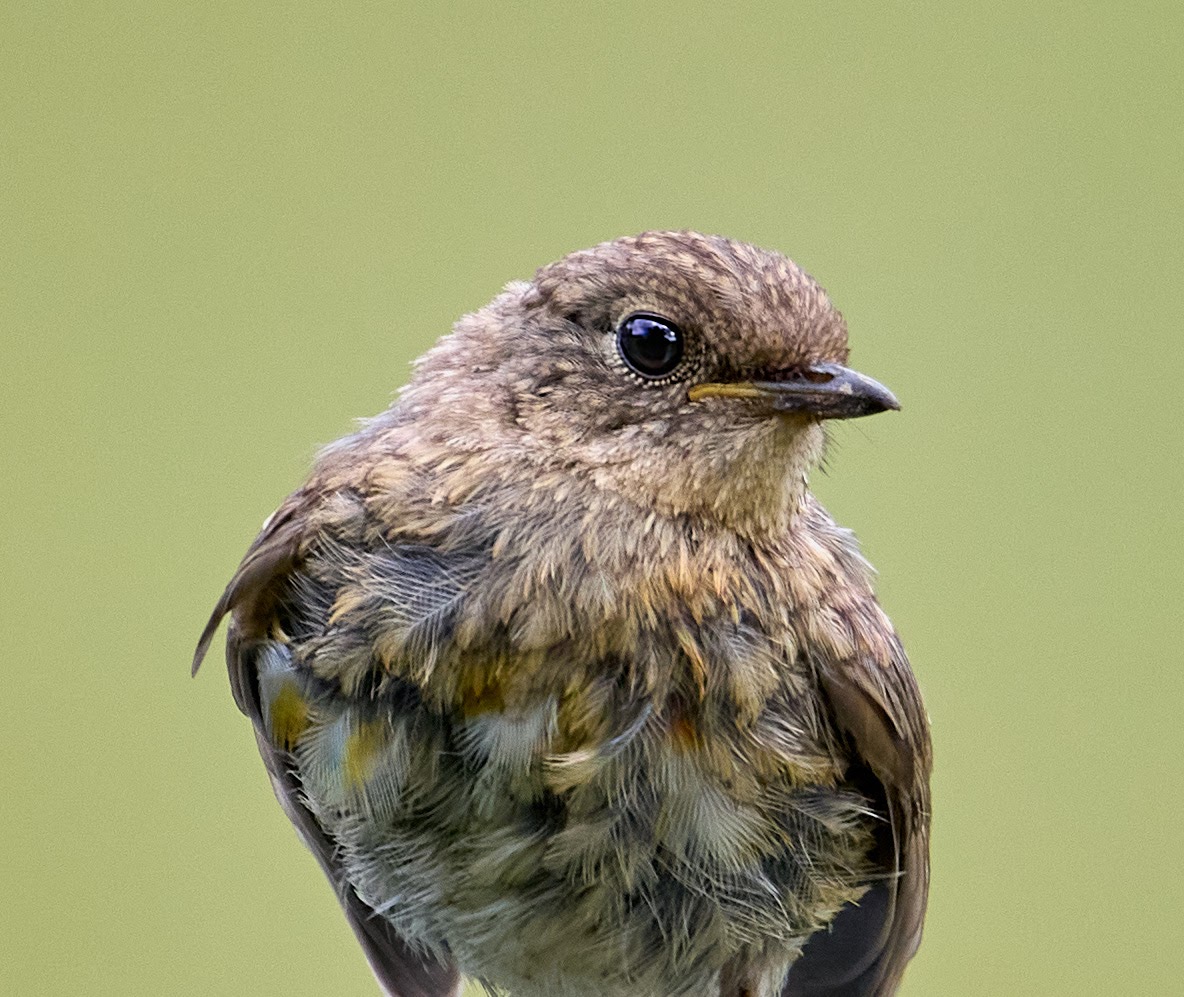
[616,313,685,380]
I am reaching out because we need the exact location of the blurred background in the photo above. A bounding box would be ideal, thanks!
[3,2,1181,994]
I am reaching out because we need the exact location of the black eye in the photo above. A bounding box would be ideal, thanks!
[616,313,685,379]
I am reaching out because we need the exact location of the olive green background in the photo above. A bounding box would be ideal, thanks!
[3,2,1181,994]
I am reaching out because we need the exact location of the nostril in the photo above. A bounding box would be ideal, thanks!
[801,368,835,384]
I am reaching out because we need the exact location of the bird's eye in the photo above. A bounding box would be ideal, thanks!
[616,313,685,380]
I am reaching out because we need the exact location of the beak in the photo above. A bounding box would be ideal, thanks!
[687,362,900,420]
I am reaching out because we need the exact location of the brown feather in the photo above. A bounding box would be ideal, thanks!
[192,493,311,678]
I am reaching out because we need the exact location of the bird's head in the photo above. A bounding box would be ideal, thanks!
[401,231,898,536]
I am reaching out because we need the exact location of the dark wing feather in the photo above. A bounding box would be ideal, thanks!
[193,491,462,997]
[785,635,931,996]
[193,495,309,680]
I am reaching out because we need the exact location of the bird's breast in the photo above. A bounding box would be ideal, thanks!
[251,485,880,993]
[254,609,870,994]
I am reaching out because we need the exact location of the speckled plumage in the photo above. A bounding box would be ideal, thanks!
[195,232,931,997]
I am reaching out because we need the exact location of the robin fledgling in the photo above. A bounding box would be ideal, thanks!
[194,232,931,997]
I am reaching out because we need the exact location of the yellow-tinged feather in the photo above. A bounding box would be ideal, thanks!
[329,586,368,625]
[673,624,709,698]
[343,720,387,790]
[270,683,310,751]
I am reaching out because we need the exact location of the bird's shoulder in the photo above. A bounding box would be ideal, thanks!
[192,443,469,997]
[779,496,931,997]
[784,498,931,781]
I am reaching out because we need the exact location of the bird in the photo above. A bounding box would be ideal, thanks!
[193,231,931,997]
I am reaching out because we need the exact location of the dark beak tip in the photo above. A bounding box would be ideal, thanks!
[815,364,900,419]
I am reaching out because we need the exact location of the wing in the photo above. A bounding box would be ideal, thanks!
[193,490,463,997]
[783,549,932,995]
